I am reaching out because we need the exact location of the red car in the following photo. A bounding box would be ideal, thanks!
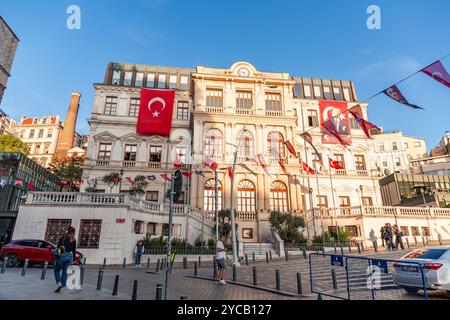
[0,239,83,267]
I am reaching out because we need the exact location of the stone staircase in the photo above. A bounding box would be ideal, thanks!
[242,242,278,257]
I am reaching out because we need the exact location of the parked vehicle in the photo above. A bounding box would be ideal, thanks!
[393,248,450,294]
[0,239,83,267]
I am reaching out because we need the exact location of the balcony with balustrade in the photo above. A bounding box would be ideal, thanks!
[84,159,186,171]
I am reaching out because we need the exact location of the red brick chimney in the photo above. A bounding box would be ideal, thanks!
[55,92,81,160]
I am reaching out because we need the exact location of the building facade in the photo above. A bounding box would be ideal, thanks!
[411,154,450,176]
[13,115,63,167]
[0,16,19,106]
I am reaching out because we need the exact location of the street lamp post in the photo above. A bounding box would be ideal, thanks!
[228,146,240,267]
[119,169,124,193]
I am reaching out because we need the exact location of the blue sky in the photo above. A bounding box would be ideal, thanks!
[1,0,449,150]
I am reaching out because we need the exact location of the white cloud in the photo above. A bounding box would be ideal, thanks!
[356,55,422,79]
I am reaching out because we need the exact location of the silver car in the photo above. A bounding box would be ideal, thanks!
[393,248,450,294]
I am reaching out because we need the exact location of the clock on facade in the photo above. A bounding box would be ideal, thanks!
[238,67,250,77]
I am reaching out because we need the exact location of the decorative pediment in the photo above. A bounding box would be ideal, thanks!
[230,61,257,77]
[143,135,167,144]
[93,131,118,143]
[351,144,371,152]
[120,132,143,143]
[334,185,355,193]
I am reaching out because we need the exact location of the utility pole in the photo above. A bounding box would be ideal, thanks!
[215,170,219,240]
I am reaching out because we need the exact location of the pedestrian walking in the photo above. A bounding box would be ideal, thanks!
[380,226,386,247]
[393,225,405,250]
[215,235,228,285]
[384,223,394,251]
[134,240,145,267]
[53,226,77,293]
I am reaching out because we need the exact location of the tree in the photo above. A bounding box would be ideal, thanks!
[269,211,306,243]
[215,209,238,238]
[48,156,83,191]
[0,134,29,155]
[129,175,148,197]
[312,229,353,243]
[101,172,121,193]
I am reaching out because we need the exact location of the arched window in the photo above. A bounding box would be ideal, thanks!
[205,128,223,157]
[267,131,285,159]
[270,181,288,212]
[238,180,256,212]
[203,179,222,211]
[237,130,255,160]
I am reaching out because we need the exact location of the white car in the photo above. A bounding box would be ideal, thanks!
[393,248,450,294]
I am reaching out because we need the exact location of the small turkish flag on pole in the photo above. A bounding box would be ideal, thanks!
[204,156,218,171]
[329,158,345,170]
[137,88,175,136]
[284,141,298,158]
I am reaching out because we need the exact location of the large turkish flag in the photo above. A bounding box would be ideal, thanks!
[136,88,175,136]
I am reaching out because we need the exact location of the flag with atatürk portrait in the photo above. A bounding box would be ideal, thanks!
[319,100,352,146]
[383,85,423,110]
[421,60,450,88]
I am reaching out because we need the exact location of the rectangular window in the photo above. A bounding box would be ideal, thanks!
[293,83,302,98]
[334,154,345,169]
[377,143,385,152]
[146,73,155,87]
[411,226,420,236]
[381,157,388,168]
[394,156,402,168]
[421,226,430,236]
[104,96,118,115]
[124,144,137,161]
[355,155,366,170]
[135,72,144,87]
[392,142,398,151]
[265,92,282,111]
[146,191,159,202]
[404,142,409,148]
[98,143,112,160]
[157,74,167,88]
[317,195,328,208]
[313,86,321,99]
[180,76,189,91]
[123,71,133,86]
[323,86,332,100]
[345,226,359,237]
[303,85,312,98]
[38,129,44,138]
[414,141,421,147]
[45,219,72,245]
[177,101,189,120]
[29,129,35,138]
[149,146,162,162]
[129,98,140,117]
[400,226,409,236]
[333,87,342,100]
[78,219,102,249]
[162,224,169,236]
[147,223,157,235]
[339,196,351,207]
[206,89,223,108]
[47,129,53,138]
[176,146,187,164]
[43,143,50,154]
[307,109,318,127]
[112,70,121,85]
[343,87,352,101]
[349,115,359,130]
[236,91,253,110]
[169,75,177,89]
[362,197,373,206]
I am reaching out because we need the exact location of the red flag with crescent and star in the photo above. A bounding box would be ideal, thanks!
[137,88,175,136]
[319,100,352,146]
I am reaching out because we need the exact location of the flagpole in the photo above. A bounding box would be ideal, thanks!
[299,157,311,242]
[214,170,219,241]
[327,151,341,245]
[314,163,325,243]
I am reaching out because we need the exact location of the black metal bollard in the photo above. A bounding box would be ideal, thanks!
[252,252,255,262]
[194,262,198,276]
[123,257,126,268]
[96,268,103,290]
[422,236,426,246]
[160,258,164,271]
[41,261,48,280]
[438,234,443,246]
[333,242,337,253]
[213,256,217,279]
[361,242,365,251]
[297,272,303,294]
[156,259,160,272]
[21,259,29,276]
[198,256,201,267]
[302,249,307,259]
[232,264,237,282]
[83,257,87,265]
[155,284,163,300]
[285,250,289,261]
[265,252,269,263]
[275,269,280,290]
[131,280,138,300]
[348,242,352,253]
[245,254,249,266]
[406,238,410,249]
[183,257,187,269]
[180,296,188,300]
[102,258,106,269]
[340,245,344,256]
[252,267,257,286]
[331,269,338,289]
[80,265,85,286]
[269,250,272,261]
[357,243,361,254]
[1,257,7,274]
[147,257,150,269]
[414,237,418,246]
[373,241,378,252]
[112,275,119,296]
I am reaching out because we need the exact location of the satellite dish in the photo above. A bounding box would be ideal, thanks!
[383,169,391,176]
